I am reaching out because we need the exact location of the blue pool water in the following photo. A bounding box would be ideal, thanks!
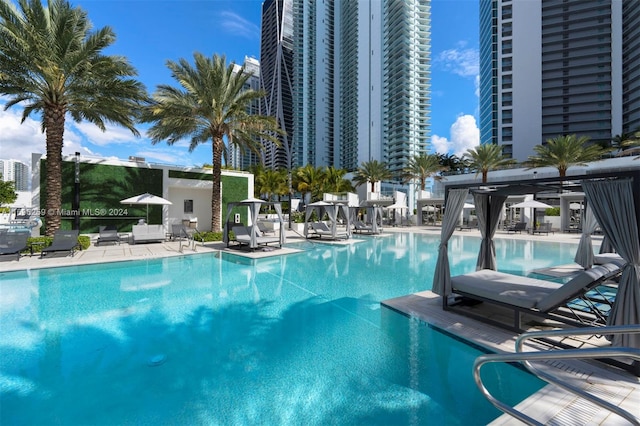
[0,233,579,425]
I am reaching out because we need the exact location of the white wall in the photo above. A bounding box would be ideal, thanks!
[167,187,212,231]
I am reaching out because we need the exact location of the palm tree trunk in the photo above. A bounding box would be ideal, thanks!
[211,136,224,233]
[44,105,66,236]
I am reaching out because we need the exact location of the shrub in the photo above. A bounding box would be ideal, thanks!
[545,207,560,216]
[194,231,223,242]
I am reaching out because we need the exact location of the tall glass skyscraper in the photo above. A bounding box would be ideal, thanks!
[290,0,431,182]
[479,0,640,161]
[260,0,295,171]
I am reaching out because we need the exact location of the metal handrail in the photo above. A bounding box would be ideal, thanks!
[474,326,640,426]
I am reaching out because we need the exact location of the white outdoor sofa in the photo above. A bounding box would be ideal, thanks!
[131,224,166,244]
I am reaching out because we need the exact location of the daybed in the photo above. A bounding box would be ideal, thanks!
[231,225,281,250]
[353,220,375,234]
[308,222,349,240]
[446,262,623,332]
[131,225,166,244]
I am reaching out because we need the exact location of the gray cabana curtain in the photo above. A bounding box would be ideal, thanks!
[574,205,598,269]
[339,205,352,237]
[273,203,286,245]
[432,188,469,296]
[474,193,507,270]
[599,235,615,254]
[248,202,261,247]
[583,179,640,348]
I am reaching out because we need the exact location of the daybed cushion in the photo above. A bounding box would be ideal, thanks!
[451,269,561,309]
[594,252,624,266]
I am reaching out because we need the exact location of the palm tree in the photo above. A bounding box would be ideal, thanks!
[256,168,288,202]
[322,167,354,193]
[352,160,392,192]
[294,164,325,202]
[141,53,281,232]
[526,134,608,177]
[464,144,515,183]
[437,153,468,173]
[402,153,448,191]
[0,0,148,235]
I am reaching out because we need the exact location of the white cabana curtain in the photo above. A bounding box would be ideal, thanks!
[583,179,640,348]
[574,205,598,269]
[432,188,469,296]
[474,193,507,271]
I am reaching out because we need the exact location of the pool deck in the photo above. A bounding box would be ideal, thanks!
[1,226,638,424]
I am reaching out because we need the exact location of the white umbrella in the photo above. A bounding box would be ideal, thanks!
[463,203,475,209]
[509,200,553,209]
[569,202,583,210]
[120,193,172,223]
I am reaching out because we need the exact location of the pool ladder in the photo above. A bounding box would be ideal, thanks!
[473,325,640,425]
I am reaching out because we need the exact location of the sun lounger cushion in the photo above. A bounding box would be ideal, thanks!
[594,252,624,266]
[452,270,560,309]
[132,225,165,243]
[451,264,619,312]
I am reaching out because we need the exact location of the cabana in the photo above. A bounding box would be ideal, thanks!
[432,170,640,370]
[350,205,384,234]
[304,201,351,240]
[223,198,286,250]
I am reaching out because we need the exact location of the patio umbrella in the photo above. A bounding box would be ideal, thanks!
[120,193,172,224]
[509,200,553,209]
[510,200,553,229]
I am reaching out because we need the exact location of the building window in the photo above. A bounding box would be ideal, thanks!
[184,200,193,214]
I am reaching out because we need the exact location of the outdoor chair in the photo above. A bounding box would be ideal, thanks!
[256,221,275,235]
[41,230,80,258]
[445,262,623,332]
[353,220,374,234]
[531,222,554,235]
[0,232,29,261]
[96,225,120,245]
[506,222,527,234]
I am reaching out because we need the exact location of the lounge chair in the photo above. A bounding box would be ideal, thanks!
[309,222,349,239]
[506,222,527,234]
[256,221,275,235]
[96,225,120,245]
[457,218,477,231]
[41,230,80,257]
[0,232,29,261]
[531,222,554,235]
[446,262,623,332]
[353,220,374,234]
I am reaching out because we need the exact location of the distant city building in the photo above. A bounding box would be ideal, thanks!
[227,56,263,171]
[480,0,640,161]
[0,159,29,191]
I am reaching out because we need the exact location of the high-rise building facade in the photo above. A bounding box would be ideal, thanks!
[0,159,29,191]
[260,0,295,171]
[228,56,263,171]
[480,0,640,161]
[290,0,431,182]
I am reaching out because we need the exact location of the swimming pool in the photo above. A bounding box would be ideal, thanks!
[1,233,578,424]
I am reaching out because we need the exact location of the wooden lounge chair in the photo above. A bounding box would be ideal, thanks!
[0,232,29,261]
[446,262,623,332]
[96,225,120,245]
[41,230,80,257]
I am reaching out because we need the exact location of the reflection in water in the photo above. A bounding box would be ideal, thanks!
[0,233,575,425]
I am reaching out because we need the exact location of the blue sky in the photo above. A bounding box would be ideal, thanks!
[0,0,480,168]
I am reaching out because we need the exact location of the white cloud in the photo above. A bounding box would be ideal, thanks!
[219,11,259,40]
[0,107,46,165]
[73,121,141,147]
[431,114,480,157]
[435,45,479,78]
